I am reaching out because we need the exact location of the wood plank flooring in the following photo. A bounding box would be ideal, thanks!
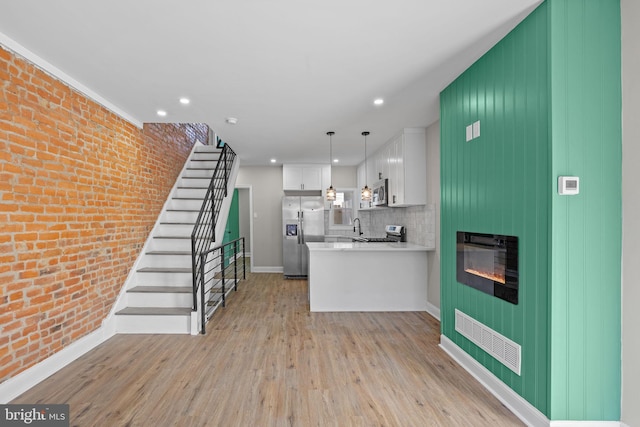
[12,272,524,426]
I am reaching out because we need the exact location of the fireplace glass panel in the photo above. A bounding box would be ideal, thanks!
[464,244,506,284]
[456,232,518,304]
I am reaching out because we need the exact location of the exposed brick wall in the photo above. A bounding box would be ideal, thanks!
[0,45,209,382]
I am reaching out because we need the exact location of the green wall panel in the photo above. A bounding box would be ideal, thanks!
[440,0,621,421]
[548,0,621,420]
[440,3,551,414]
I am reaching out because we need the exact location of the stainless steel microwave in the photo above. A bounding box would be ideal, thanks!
[372,179,388,206]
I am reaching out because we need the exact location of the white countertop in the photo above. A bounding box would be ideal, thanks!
[306,241,432,252]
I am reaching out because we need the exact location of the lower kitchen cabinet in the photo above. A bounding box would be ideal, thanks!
[306,241,431,311]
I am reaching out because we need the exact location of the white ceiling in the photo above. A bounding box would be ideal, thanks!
[0,0,541,165]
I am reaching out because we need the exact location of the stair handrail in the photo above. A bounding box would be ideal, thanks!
[191,143,237,311]
[197,237,246,334]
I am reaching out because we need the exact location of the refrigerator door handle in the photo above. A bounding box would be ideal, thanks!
[299,215,304,244]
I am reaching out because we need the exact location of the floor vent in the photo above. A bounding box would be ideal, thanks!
[454,309,521,375]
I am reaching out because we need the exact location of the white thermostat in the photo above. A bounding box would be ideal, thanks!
[558,176,579,195]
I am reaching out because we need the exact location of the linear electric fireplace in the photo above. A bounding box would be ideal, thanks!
[456,231,519,304]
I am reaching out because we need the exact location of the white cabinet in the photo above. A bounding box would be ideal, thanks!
[283,164,326,191]
[388,128,426,207]
[356,128,426,208]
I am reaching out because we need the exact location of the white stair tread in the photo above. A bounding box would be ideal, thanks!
[128,286,192,293]
[116,307,191,316]
[137,267,191,273]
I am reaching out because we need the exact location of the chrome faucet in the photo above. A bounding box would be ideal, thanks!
[353,218,363,236]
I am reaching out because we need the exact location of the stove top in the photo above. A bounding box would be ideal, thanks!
[353,225,406,243]
[364,237,397,243]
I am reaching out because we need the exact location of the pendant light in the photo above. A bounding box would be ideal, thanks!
[326,131,336,201]
[361,131,372,201]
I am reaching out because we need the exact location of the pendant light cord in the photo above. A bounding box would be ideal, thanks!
[363,131,369,186]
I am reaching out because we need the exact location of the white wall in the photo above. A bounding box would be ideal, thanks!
[621,0,639,425]
[425,120,441,311]
[236,166,284,270]
[331,165,357,187]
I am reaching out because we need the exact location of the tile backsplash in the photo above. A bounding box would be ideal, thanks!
[324,204,436,248]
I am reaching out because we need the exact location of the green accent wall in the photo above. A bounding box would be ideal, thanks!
[548,0,621,420]
[223,189,240,267]
[440,0,621,421]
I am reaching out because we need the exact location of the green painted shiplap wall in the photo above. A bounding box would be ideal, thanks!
[548,0,621,421]
[440,0,621,421]
[440,3,551,415]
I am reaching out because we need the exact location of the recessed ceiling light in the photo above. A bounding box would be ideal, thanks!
[333,159,339,163]
[374,98,384,106]
[179,97,190,105]
[270,158,277,163]
[226,117,238,125]
[157,110,167,117]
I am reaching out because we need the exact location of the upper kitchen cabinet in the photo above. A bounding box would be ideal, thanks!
[388,128,426,207]
[283,164,330,192]
[357,128,426,207]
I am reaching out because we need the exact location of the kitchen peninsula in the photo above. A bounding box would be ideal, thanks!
[306,241,431,312]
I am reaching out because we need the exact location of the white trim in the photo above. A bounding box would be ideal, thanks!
[440,334,549,427]
[0,32,143,129]
[252,267,284,273]
[550,422,623,427]
[0,327,114,403]
[425,301,441,321]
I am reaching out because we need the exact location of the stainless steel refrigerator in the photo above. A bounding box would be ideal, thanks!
[283,196,324,278]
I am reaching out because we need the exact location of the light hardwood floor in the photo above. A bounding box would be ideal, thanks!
[13,271,524,426]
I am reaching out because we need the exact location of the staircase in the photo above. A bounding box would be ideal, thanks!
[108,143,238,334]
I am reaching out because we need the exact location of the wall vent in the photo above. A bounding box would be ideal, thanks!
[454,309,521,375]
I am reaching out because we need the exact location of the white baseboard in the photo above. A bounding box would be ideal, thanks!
[440,335,623,427]
[425,301,440,321]
[551,422,623,427]
[440,334,549,427]
[0,327,114,403]
[251,266,284,273]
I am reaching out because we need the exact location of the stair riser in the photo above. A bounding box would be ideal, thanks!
[161,211,199,223]
[194,146,220,154]
[191,152,220,160]
[141,254,192,269]
[149,238,192,252]
[168,198,206,210]
[192,150,220,157]
[115,314,191,334]
[188,160,218,169]
[135,271,192,286]
[127,292,193,308]
[182,169,214,178]
[157,223,195,236]
[174,187,208,199]
[178,177,211,188]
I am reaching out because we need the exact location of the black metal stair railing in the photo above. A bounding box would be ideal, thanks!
[191,143,236,315]
[197,237,246,334]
